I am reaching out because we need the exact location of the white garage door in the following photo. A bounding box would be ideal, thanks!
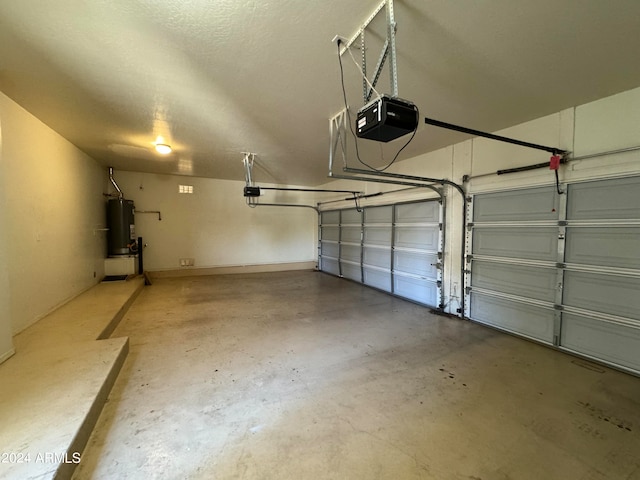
[466,176,640,375]
[319,200,444,308]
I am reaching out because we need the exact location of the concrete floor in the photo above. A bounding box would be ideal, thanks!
[73,271,640,480]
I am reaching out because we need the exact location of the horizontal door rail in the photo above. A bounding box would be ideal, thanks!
[468,255,558,269]
[561,305,640,330]
[392,270,439,282]
[563,263,640,278]
[565,220,640,227]
[469,221,560,228]
[470,288,556,310]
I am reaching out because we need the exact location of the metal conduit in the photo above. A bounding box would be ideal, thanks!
[135,210,162,221]
[108,167,123,198]
[343,167,465,198]
[328,172,443,193]
[246,200,318,211]
[317,187,423,207]
[259,186,362,194]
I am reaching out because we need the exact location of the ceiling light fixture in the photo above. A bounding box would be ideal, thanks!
[155,143,172,155]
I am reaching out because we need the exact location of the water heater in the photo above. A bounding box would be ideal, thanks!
[107,198,136,256]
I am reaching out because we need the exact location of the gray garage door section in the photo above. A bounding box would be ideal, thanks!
[467,177,640,375]
[319,200,443,308]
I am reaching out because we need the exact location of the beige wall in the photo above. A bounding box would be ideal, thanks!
[0,91,107,337]
[0,107,14,362]
[112,171,318,272]
[322,85,640,315]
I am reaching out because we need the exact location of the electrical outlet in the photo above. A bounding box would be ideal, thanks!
[179,258,195,267]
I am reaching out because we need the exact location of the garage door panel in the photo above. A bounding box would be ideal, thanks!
[340,261,361,281]
[321,242,339,258]
[567,177,640,220]
[395,226,439,250]
[470,293,555,344]
[473,186,559,222]
[363,246,390,269]
[363,226,391,246]
[396,202,439,223]
[322,226,339,242]
[394,251,438,279]
[471,261,557,303]
[320,199,443,309]
[561,314,640,372]
[564,227,640,269]
[364,267,391,292]
[563,271,640,321]
[321,258,339,276]
[469,178,640,375]
[473,227,558,261]
[341,209,361,224]
[364,205,393,223]
[394,275,438,306]
[341,226,361,243]
[322,211,340,224]
[340,244,361,263]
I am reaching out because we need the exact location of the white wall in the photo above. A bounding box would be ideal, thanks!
[322,85,640,315]
[112,171,318,272]
[0,91,107,335]
[0,108,15,363]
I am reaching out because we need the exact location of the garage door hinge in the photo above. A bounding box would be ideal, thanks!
[558,220,568,226]
[437,280,442,287]
[466,254,474,262]
[556,262,566,269]
[467,222,474,228]
[553,304,564,311]
[465,286,472,294]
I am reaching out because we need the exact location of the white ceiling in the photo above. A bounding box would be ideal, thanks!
[1,0,640,186]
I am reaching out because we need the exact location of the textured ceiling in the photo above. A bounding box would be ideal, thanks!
[1,0,640,186]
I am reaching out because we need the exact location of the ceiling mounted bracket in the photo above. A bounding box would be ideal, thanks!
[340,0,398,103]
[329,109,348,174]
[242,152,257,187]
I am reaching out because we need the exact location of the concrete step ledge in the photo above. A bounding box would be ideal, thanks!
[0,277,144,480]
[55,338,129,480]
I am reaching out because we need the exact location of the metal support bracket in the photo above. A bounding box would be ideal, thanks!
[135,210,162,221]
[340,0,399,103]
